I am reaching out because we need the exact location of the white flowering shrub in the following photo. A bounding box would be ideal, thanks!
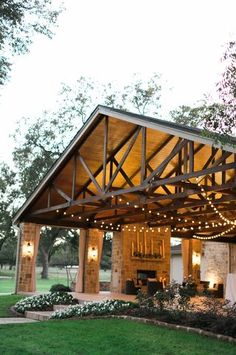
[14,292,76,314]
[51,299,138,319]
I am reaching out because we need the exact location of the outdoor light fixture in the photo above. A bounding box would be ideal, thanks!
[88,246,98,262]
[22,241,34,258]
[192,252,201,266]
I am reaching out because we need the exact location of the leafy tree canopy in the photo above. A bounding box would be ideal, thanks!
[0,0,62,85]
[171,41,236,141]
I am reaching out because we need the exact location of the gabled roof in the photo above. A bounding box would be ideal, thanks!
[13,105,236,243]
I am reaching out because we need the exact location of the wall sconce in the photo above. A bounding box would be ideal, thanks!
[22,241,34,258]
[88,246,98,262]
[192,252,201,266]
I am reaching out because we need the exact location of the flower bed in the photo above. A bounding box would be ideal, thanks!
[50,299,138,319]
[132,283,236,338]
[14,292,77,314]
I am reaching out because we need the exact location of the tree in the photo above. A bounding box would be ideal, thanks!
[171,41,236,140]
[38,227,77,279]
[0,0,62,85]
[0,163,16,253]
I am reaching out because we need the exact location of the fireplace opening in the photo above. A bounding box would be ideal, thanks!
[137,270,156,286]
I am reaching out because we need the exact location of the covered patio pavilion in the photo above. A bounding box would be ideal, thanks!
[13,105,236,296]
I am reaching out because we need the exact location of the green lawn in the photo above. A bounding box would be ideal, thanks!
[0,318,235,354]
[0,267,111,293]
[0,295,23,317]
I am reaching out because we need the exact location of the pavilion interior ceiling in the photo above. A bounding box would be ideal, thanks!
[18,112,236,242]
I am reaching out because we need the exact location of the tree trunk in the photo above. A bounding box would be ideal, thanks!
[41,250,49,279]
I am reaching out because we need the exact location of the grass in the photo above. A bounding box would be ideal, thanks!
[0,295,23,317]
[0,318,235,354]
[0,267,111,293]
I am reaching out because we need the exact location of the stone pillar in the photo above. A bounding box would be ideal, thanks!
[75,229,86,293]
[182,239,202,283]
[111,231,123,293]
[201,241,229,289]
[229,243,236,273]
[192,239,201,284]
[82,229,104,293]
[17,223,41,293]
[181,239,192,279]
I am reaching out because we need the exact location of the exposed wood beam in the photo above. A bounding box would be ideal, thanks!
[121,135,174,188]
[189,141,194,173]
[102,116,108,190]
[144,139,188,185]
[78,153,103,194]
[113,157,134,187]
[47,187,51,208]
[161,143,204,182]
[105,126,141,192]
[76,126,139,197]
[71,154,77,200]
[141,127,146,183]
[149,162,236,190]
[52,185,72,202]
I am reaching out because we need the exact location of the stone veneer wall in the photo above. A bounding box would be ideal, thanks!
[111,225,171,293]
[17,222,41,293]
[229,244,236,273]
[201,242,229,288]
[110,231,123,292]
[83,228,103,293]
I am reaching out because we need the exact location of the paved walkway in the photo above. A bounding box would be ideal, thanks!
[0,317,38,324]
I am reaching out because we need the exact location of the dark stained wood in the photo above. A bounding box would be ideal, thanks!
[18,111,236,242]
[76,126,139,198]
[102,116,108,190]
[47,187,51,208]
[105,127,141,192]
[52,185,72,202]
[141,126,146,183]
[78,153,103,194]
[113,158,134,187]
[121,135,174,188]
[189,141,194,173]
[144,139,188,184]
[71,154,77,200]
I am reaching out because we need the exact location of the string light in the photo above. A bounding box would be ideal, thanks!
[193,225,236,240]
[193,177,236,239]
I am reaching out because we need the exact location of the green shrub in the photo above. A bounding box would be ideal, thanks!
[14,292,77,314]
[50,284,71,293]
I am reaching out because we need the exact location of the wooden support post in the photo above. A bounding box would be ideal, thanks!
[72,154,77,200]
[141,127,146,184]
[102,116,108,191]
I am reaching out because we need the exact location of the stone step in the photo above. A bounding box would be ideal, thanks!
[25,311,54,321]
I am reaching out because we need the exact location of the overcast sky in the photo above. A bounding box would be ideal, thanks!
[0,0,236,163]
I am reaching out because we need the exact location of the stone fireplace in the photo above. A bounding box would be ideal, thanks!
[111,224,171,293]
[137,270,156,285]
